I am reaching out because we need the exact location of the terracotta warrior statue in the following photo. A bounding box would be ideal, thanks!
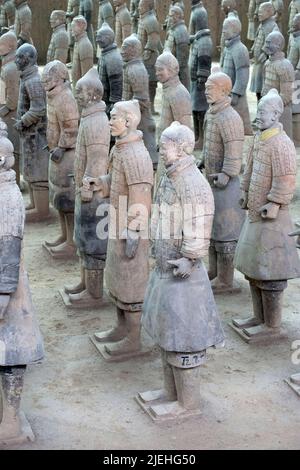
[71,15,94,90]
[203,70,245,294]
[233,89,300,342]
[0,131,44,446]
[63,68,110,308]
[222,16,253,136]
[288,0,300,53]
[130,0,140,34]
[247,0,264,42]
[121,34,158,169]
[98,0,114,32]
[156,51,193,145]
[163,0,185,31]
[288,13,300,146]
[189,11,212,150]
[189,0,208,42]
[14,0,32,48]
[262,31,295,139]
[96,22,123,114]
[138,122,225,421]
[0,0,15,35]
[164,5,190,91]
[250,2,278,102]
[66,0,80,63]
[113,0,131,49]
[137,0,162,116]
[220,0,239,63]
[15,44,49,223]
[79,0,96,52]
[91,100,153,361]
[42,61,79,260]
[272,0,284,31]
[47,10,69,64]
[0,32,20,184]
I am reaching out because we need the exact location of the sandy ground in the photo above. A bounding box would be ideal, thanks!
[4,72,300,450]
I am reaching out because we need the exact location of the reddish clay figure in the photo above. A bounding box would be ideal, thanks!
[203,70,245,294]
[113,0,131,49]
[233,89,300,343]
[71,15,93,90]
[47,10,69,64]
[14,0,32,48]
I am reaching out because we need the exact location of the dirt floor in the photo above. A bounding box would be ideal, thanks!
[6,73,300,450]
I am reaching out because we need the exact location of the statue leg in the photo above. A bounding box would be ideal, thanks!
[193,111,200,143]
[94,307,127,343]
[149,81,158,115]
[68,268,105,308]
[173,366,201,412]
[45,211,67,248]
[232,279,264,329]
[194,111,205,151]
[64,258,86,295]
[104,311,141,356]
[0,366,32,445]
[208,241,217,281]
[49,212,76,258]
[14,152,20,188]
[25,183,35,211]
[211,241,240,294]
[26,182,50,223]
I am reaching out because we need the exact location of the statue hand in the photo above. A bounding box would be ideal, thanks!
[167,258,194,279]
[0,294,10,320]
[259,202,280,220]
[82,176,103,193]
[13,119,24,132]
[239,192,248,210]
[211,172,230,189]
[231,92,240,106]
[50,147,65,163]
[123,228,140,259]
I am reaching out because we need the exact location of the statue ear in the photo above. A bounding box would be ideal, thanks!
[0,156,5,168]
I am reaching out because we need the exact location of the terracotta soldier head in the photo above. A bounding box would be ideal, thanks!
[258,2,275,22]
[264,30,285,56]
[0,131,15,172]
[222,16,242,40]
[75,67,104,109]
[155,50,180,83]
[221,0,237,15]
[50,10,67,30]
[168,5,184,28]
[205,69,232,104]
[160,121,195,168]
[42,60,70,93]
[15,43,37,71]
[71,15,87,39]
[138,0,155,16]
[291,13,300,33]
[109,99,141,137]
[121,34,142,62]
[96,21,115,49]
[256,88,284,130]
[0,31,18,57]
[113,0,125,8]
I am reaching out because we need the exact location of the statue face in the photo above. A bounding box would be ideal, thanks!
[258,5,271,22]
[223,21,235,40]
[159,136,179,168]
[50,13,63,29]
[71,20,83,37]
[75,83,90,109]
[96,31,113,49]
[15,50,29,71]
[264,35,281,56]
[42,71,60,93]
[109,107,128,138]
[155,64,172,83]
[121,41,135,62]
[168,9,180,27]
[256,102,278,130]
[205,79,225,104]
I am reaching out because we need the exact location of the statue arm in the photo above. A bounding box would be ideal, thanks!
[181,201,214,260]
[2,67,19,113]
[84,143,109,181]
[18,15,32,43]
[79,50,94,76]
[240,137,255,194]
[268,145,297,206]
[175,41,189,69]
[21,81,46,127]
[0,236,22,318]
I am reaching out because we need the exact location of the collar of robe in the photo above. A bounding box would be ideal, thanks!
[115,130,143,147]
[166,155,196,178]
[208,96,231,115]
[259,124,283,141]
[81,100,106,118]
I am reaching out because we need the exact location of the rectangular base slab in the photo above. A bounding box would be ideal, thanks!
[229,322,287,344]
[42,243,78,260]
[89,336,151,363]
[135,393,201,423]
[59,289,110,310]
[0,412,35,448]
[284,378,300,397]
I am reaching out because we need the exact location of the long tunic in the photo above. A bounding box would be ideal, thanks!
[47,23,69,64]
[164,20,190,90]
[71,31,94,89]
[137,9,162,84]
[115,3,131,49]
[234,125,300,281]
[189,28,212,113]
[0,170,44,366]
[104,131,153,305]
[98,43,123,111]
[14,0,32,46]
[142,155,224,352]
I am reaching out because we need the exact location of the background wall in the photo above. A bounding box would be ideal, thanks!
[30,0,291,64]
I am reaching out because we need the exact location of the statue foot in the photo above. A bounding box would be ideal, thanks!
[49,242,76,259]
[0,412,34,446]
[138,389,172,404]
[64,280,85,295]
[104,337,141,357]
[210,278,240,294]
[290,373,300,386]
[243,323,280,339]
[25,208,50,223]
[25,202,35,211]
[44,235,66,248]
[232,316,262,329]
[68,290,104,308]
[94,325,127,343]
